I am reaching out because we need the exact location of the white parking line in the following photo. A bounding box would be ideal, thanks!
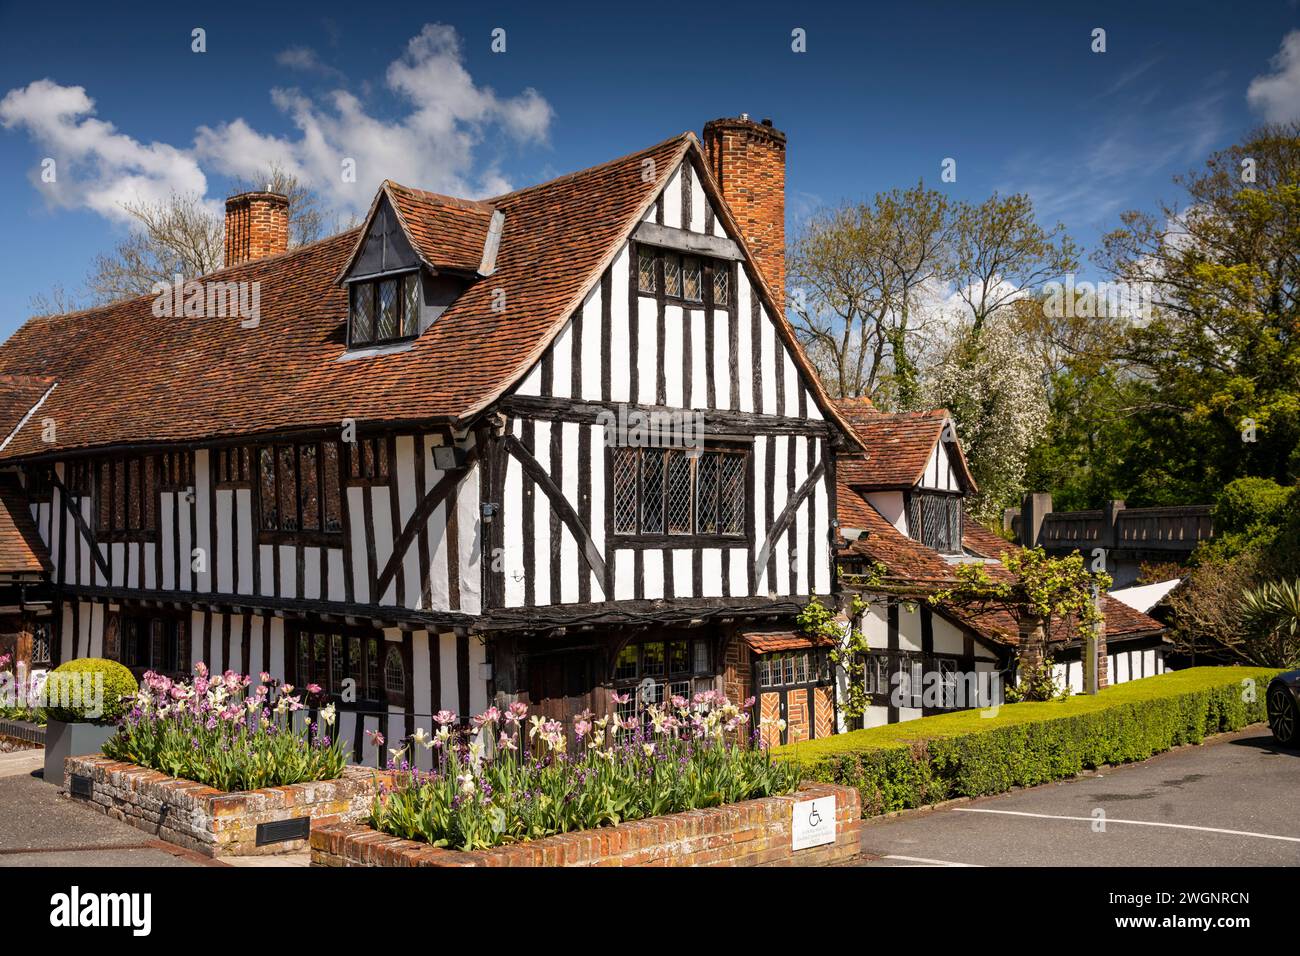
[955,807,1300,843]
[882,854,982,867]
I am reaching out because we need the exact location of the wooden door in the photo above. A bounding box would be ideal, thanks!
[526,650,596,730]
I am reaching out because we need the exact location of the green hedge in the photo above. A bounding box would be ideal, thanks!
[777,667,1279,816]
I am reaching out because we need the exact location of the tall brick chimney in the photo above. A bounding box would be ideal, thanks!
[223,190,289,267]
[702,115,786,311]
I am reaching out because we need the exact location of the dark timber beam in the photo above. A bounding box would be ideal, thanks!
[633,221,743,261]
[499,395,832,438]
[373,444,479,600]
[753,460,826,582]
[500,433,608,585]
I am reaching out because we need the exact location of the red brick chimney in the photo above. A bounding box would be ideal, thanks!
[702,115,786,311]
[224,190,289,267]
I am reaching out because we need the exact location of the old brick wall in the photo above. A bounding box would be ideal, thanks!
[312,783,861,867]
[67,755,376,857]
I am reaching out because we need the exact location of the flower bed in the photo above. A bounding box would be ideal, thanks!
[101,665,345,791]
[314,782,862,867]
[67,755,377,857]
[369,692,801,851]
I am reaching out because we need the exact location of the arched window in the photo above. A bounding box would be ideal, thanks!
[384,645,406,703]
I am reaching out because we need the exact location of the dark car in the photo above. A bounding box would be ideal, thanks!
[1267,670,1300,747]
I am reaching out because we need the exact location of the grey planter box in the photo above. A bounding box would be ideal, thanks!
[43,720,118,787]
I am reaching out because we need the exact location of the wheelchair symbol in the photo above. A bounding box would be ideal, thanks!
[807,804,823,828]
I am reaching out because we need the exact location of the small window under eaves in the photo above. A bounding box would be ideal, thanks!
[349,271,421,347]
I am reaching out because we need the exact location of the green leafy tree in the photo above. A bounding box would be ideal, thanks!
[1097,123,1300,500]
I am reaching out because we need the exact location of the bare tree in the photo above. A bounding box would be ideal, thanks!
[86,192,225,303]
[787,182,952,405]
[71,164,329,308]
[947,193,1077,333]
[27,283,85,318]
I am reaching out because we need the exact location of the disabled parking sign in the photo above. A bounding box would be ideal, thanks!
[792,796,836,850]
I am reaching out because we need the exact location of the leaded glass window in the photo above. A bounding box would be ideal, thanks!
[401,273,420,337]
[348,272,421,347]
[298,443,320,531]
[351,283,373,344]
[384,646,405,696]
[907,492,963,554]
[634,249,733,308]
[611,447,747,539]
[713,266,730,306]
[376,279,398,340]
[322,442,342,533]
[257,441,343,536]
[682,258,702,301]
[695,451,718,534]
[258,448,278,530]
[665,450,693,534]
[612,448,638,534]
[719,453,746,534]
[637,247,656,292]
[94,454,161,538]
[640,450,664,534]
[295,631,394,705]
[663,254,681,298]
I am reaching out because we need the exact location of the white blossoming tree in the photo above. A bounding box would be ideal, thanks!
[919,312,1049,521]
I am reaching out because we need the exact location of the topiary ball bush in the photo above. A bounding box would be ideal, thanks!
[44,658,138,724]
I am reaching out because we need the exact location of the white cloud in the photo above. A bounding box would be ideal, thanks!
[0,24,554,226]
[0,78,211,223]
[1247,29,1300,122]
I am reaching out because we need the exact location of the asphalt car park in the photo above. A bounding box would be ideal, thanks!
[852,727,1300,866]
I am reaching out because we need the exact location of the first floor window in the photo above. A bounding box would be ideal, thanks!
[257,440,343,536]
[95,454,158,538]
[611,446,747,539]
[345,436,390,484]
[349,272,420,346]
[215,447,253,486]
[294,631,405,707]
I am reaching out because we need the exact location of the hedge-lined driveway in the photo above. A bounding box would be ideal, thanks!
[852,727,1300,866]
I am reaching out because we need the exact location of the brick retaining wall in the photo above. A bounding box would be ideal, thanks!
[66,755,378,858]
[0,718,44,750]
[311,783,861,867]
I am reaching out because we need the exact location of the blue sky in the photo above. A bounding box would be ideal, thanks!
[1,0,1297,335]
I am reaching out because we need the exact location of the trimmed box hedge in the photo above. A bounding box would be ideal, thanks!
[777,667,1279,816]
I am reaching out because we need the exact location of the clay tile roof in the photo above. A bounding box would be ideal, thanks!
[0,475,50,574]
[741,630,833,653]
[0,374,56,446]
[836,485,1163,647]
[381,182,498,275]
[834,399,975,492]
[0,134,696,459]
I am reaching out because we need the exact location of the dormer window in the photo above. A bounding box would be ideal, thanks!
[349,272,420,347]
[907,492,963,554]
